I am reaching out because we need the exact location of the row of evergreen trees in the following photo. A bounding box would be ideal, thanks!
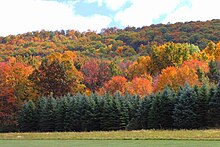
[19,83,220,132]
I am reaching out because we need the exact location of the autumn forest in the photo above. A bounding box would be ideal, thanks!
[0,19,220,132]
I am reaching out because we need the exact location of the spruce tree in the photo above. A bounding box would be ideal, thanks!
[140,95,152,129]
[196,84,209,128]
[118,95,130,130]
[209,83,220,127]
[126,94,142,130]
[79,95,95,131]
[73,94,84,131]
[173,84,198,129]
[159,87,174,129]
[38,97,57,132]
[55,96,67,132]
[92,93,104,131]
[208,60,220,84]
[19,100,38,132]
[64,95,77,131]
[100,93,115,131]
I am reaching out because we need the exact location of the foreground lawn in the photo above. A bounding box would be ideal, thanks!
[1,140,220,147]
[1,130,220,140]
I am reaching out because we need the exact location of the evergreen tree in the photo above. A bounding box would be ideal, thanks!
[126,94,142,130]
[118,94,130,130]
[209,83,220,127]
[196,84,209,128]
[208,60,220,84]
[140,95,152,129]
[38,97,57,132]
[148,88,174,129]
[92,93,103,131]
[19,100,38,132]
[100,93,116,130]
[159,87,174,129]
[55,96,67,132]
[72,94,84,131]
[148,93,161,129]
[64,95,77,131]
[79,95,95,131]
[173,84,199,129]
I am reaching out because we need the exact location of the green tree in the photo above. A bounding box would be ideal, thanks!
[79,95,95,131]
[173,84,199,129]
[140,96,152,129]
[196,84,209,128]
[148,88,174,129]
[64,95,77,131]
[55,96,68,132]
[207,60,220,84]
[19,100,38,132]
[38,97,57,132]
[209,83,220,127]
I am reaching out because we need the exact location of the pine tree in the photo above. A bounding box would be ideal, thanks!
[19,100,38,132]
[126,94,142,130]
[159,87,174,129]
[79,95,95,131]
[196,84,209,128]
[92,93,103,131]
[208,60,220,84]
[148,93,161,129]
[64,95,77,131]
[38,97,57,132]
[118,94,130,130]
[55,96,67,132]
[100,93,116,131]
[72,94,84,131]
[140,95,152,129]
[173,84,198,129]
[209,83,220,127]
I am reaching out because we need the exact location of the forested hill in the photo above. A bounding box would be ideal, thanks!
[1,19,220,132]
[0,19,219,60]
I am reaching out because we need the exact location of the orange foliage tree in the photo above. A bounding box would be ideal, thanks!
[101,76,128,95]
[29,51,85,97]
[182,60,209,73]
[0,57,35,103]
[0,57,34,131]
[154,65,200,92]
[128,77,153,96]
[201,41,220,61]
[127,56,151,79]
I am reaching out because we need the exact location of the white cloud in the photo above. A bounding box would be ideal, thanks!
[72,14,111,32]
[163,0,220,23]
[85,0,130,11]
[105,0,130,11]
[86,0,103,6]
[115,0,181,27]
[0,0,111,36]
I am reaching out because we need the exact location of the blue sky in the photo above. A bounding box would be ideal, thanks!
[0,0,219,36]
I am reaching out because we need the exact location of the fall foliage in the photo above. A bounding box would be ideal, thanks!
[0,20,220,132]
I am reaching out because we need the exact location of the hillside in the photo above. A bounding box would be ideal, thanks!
[0,19,220,132]
[0,19,219,61]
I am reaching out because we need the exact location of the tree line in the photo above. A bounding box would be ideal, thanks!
[17,82,220,132]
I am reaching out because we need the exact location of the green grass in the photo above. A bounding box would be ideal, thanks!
[1,130,220,140]
[1,130,220,147]
[1,140,220,147]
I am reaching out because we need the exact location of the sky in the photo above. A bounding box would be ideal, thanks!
[0,0,219,36]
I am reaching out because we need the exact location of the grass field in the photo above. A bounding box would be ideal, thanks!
[1,130,220,147]
[1,140,220,147]
[1,130,220,140]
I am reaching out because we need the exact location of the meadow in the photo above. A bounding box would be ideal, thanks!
[1,130,220,147]
[1,140,220,147]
